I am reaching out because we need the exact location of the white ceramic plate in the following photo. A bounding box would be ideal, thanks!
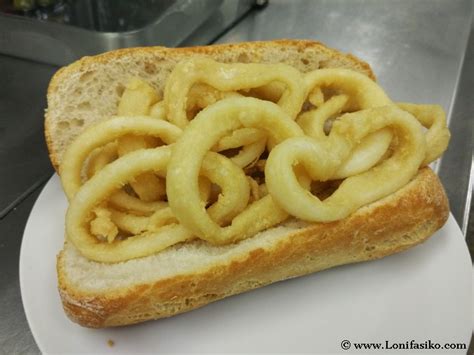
[20,175,472,354]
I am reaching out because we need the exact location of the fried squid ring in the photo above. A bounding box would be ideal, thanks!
[90,206,118,243]
[300,69,395,178]
[242,82,286,103]
[85,142,168,222]
[187,83,242,115]
[397,103,450,165]
[109,163,215,219]
[84,141,168,216]
[108,182,209,236]
[110,207,178,235]
[266,106,426,222]
[117,79,166,203]
[149,101,166,120]
[304,68,392,110]
[167,97,303,244]
[228,139,267,168]
[297,94,349,139]
[333,128,393,179]
[59,116,182,200]
[201,152,250,224]
[164,57,306,128]
[86,142,118,179]
[214,128,266,150]
[214,128,268,168]
[117,78,160,116]
[117,134,166,201]
[66,147,191,262]
[110,209,150,235]
[67,145,249,262]
[108,190,167,215]
[308,86,324,107]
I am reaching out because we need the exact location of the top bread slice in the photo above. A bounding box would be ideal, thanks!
[45,40,449,328]
[45,39,374,170]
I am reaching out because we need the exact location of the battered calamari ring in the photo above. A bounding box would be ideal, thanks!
[300,69,395,178]
[115,78,168,201]
[85,142,168,219]
[86,142,118,179]
[67,146,250,262]
[397,103,450,165]
[117,134,166,201]
[227,139,267,168]
[59,116,182,199]
[296,94,349,140]
[213,128,268,168]
[150,101,166,119]
[66,147,190,262]
[164,57,306,128]
[167,97,303,244]
[333,128,393,179]
[109,190,167,215]
[214,128,266,150]
[187,83,242,116]
[304,68,392,110]
[266,106,426,222]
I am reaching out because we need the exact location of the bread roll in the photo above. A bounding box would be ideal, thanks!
[46,40,449,328]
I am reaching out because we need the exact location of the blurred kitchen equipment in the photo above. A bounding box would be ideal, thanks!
[0,0,258,65]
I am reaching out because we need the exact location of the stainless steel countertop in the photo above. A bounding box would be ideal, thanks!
[0,0,255,66]
[0,56,56,218]
[1,1,473,353]
[0,186,44,354]
[0,55,57,354]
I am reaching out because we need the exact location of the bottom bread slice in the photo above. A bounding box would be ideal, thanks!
[57,167,449,328]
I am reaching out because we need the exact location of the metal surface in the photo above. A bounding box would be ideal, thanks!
[438,22,474,235]
[0,55,56,218]
[0,186,43,354]
[216,0,473,233]
[181,0,256,46]
[0,55,55,354]
[0,0,257,66]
